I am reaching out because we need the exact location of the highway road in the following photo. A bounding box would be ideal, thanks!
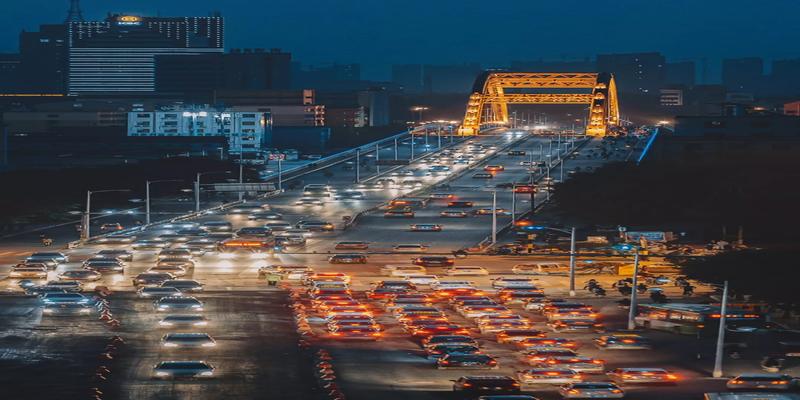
[0,130,772,400]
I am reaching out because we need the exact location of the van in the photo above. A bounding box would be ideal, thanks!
[512,262,568,275]
[380,265,427,277]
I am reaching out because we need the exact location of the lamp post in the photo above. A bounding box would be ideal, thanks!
[355,148,361,183]
[491,190,497,244]
[238,152,244,201]
[146,179,182,225]
[394,137,399,160]
[82,189,131,240]
[713,281,730,378]
[627,250,641,330]
[195,170,230,212]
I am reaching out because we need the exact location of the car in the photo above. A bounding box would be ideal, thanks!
[411,324,471,337]
[440,210,468,218]
[410,224,443,232]
[328,325,382,340]
[484,165,505,172]
[447,201,474,208]
[159,314,209,327]
[158,249,193,260]
[496,329,547,344]
[594,334,651,350]
[161,333,216,348]
[429,193,455,200]
[475,208,510,216]
[384,208,415,218]
[521,348,580,365]
[335,241,369,250]
[58,270,102,281]
[413,256,454,267]
[95,249,133,262]
[41,292,91,304]
[422,335,478,349]
[163,222,200,230]
[438,354,498,369]
[94,234,136,244]
[100,223,124,232]
[153,361,214,379]
[549,320,606,333]
[42,302,93,316]
[160,279,204,292]
[148,265,187,277]
[132,239,170,250]
[227,204,266,215]
[607,368,678,384]
[445,266,489,276]
[328,254,367,264]
[538,356,604,374]
[393,244,429,253]
[512,263,568,275]
[380,264,427,277]
[296,221,335,232]
[248,211,283,220]
[405,275,440,286]
[138,286,183,298]
[265,222,293,231]
[517,368,582,385]
[82,259,124,273]
[492,277,537,289]
[236,227,272,238]
[200,221,233,232]
[558,382,623,399]
[334,191,365,200]
[508,151,527,156]
[156,258,195,269]
[44,280,82,292]
[295,197,324,206]
[726,374,794,391]
[9,264,48,279]
[452,376,521,394]
[133,272,175,286]
[517,337,581,351]
[427,344,481,359]
[154,296,204,312]
[28,252,69,263]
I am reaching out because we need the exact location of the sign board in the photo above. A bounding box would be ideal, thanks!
[513,185,536,193]
[376,159,410,166]
[268,153,286,161]
[212,183,276,192]
[624,231,673,243]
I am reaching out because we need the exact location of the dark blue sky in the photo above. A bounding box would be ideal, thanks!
[3,0,799,80]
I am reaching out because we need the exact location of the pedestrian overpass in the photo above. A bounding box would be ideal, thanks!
[458,72,620,136]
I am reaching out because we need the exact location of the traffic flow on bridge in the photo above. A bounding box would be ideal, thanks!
[0,127,790,400]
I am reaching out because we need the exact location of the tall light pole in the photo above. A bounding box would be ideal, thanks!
[355,148,361,183]
[146,179,182,225]
[195,171,230,212]
[511,185,516,225]
[82,189,131,240]
[375,143,380,174]
[569,227,577,296]
[238,152,244,201]
[627,250,641,330]
[491,190,497,244]
[713,281,730,378]
[394,137,399,160]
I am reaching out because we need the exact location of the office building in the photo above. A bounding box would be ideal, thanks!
[127,107,269,154]
[722,57,763,93]
[659,88,684,107]
[67,14,224,93]
[19,24,68,93]
[228,105,324,127]
[293,63,361,90]
[326,107,367,127]
[596,52,665,94]
[509,59,595,73]
[223,48,291,90]
[0,54,21,92]
[665,61,696,86]
[769,59,800,96]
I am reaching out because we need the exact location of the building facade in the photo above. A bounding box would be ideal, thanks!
[67,14,224,94]
[596,52,665,94]
[127,108,269,154]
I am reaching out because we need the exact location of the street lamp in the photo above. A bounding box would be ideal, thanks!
[410,106,429,124]
[146,179,183,224]
[195,170,230,212]
[516,224,578,294]
[82,189,131,240]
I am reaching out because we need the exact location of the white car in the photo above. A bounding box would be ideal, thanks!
[404,275,440,286]
[492,277,538,289]
[444,266,489,276]
[379,265,427,277]
[517,368,582,385]
[430,281,475,290]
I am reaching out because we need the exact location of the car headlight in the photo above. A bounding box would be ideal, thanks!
[159,321,172,326]
[43,308,54,313]
[162,342,178,347]
[194,321,208,326]
[159,305,169,309]
[155,371,170,376]
[201,342,216,347]
[80,308,91,313]
[199,371,213,376]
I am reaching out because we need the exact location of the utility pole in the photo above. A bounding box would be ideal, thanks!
[569,227,577,296]
[627,251,641,330]
[713,281,730,378]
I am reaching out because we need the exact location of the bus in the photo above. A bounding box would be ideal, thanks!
[635,303,764,335]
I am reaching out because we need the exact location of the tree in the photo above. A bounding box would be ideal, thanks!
[680,250,800,305]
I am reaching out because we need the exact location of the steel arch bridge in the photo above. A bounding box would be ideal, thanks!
[458,72,620,136]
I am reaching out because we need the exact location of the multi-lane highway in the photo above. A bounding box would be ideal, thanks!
[0,130,763,400]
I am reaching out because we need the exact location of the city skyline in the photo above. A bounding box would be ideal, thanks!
[1,0,799,81]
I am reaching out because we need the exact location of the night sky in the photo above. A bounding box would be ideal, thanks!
[2,0,799,80]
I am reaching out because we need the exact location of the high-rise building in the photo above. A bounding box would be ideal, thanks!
[67,14,224,93]
[665,61,696,86]
[509,59,595,73]
[721,57,763,93]
[391,64,424,93]
[770,59,800,96]
[0,54,21,92]
[596,52,665,94]
[19,24,68,93]
[222,48,291,90]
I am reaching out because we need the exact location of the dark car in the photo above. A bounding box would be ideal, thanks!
[328,254,368,264]
[413,256,454,267]
[452,376,521,394]
[439,354,498,369]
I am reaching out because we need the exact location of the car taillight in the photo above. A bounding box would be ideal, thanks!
[568,389,579,394]
[611,389,623,394]
[592,360,603,364]
[440,360,449,365]
[461,382,471,387]
[729,380,743,384]
[488,360,497,365]
[667,374,678,380]
[774,380,789,384]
